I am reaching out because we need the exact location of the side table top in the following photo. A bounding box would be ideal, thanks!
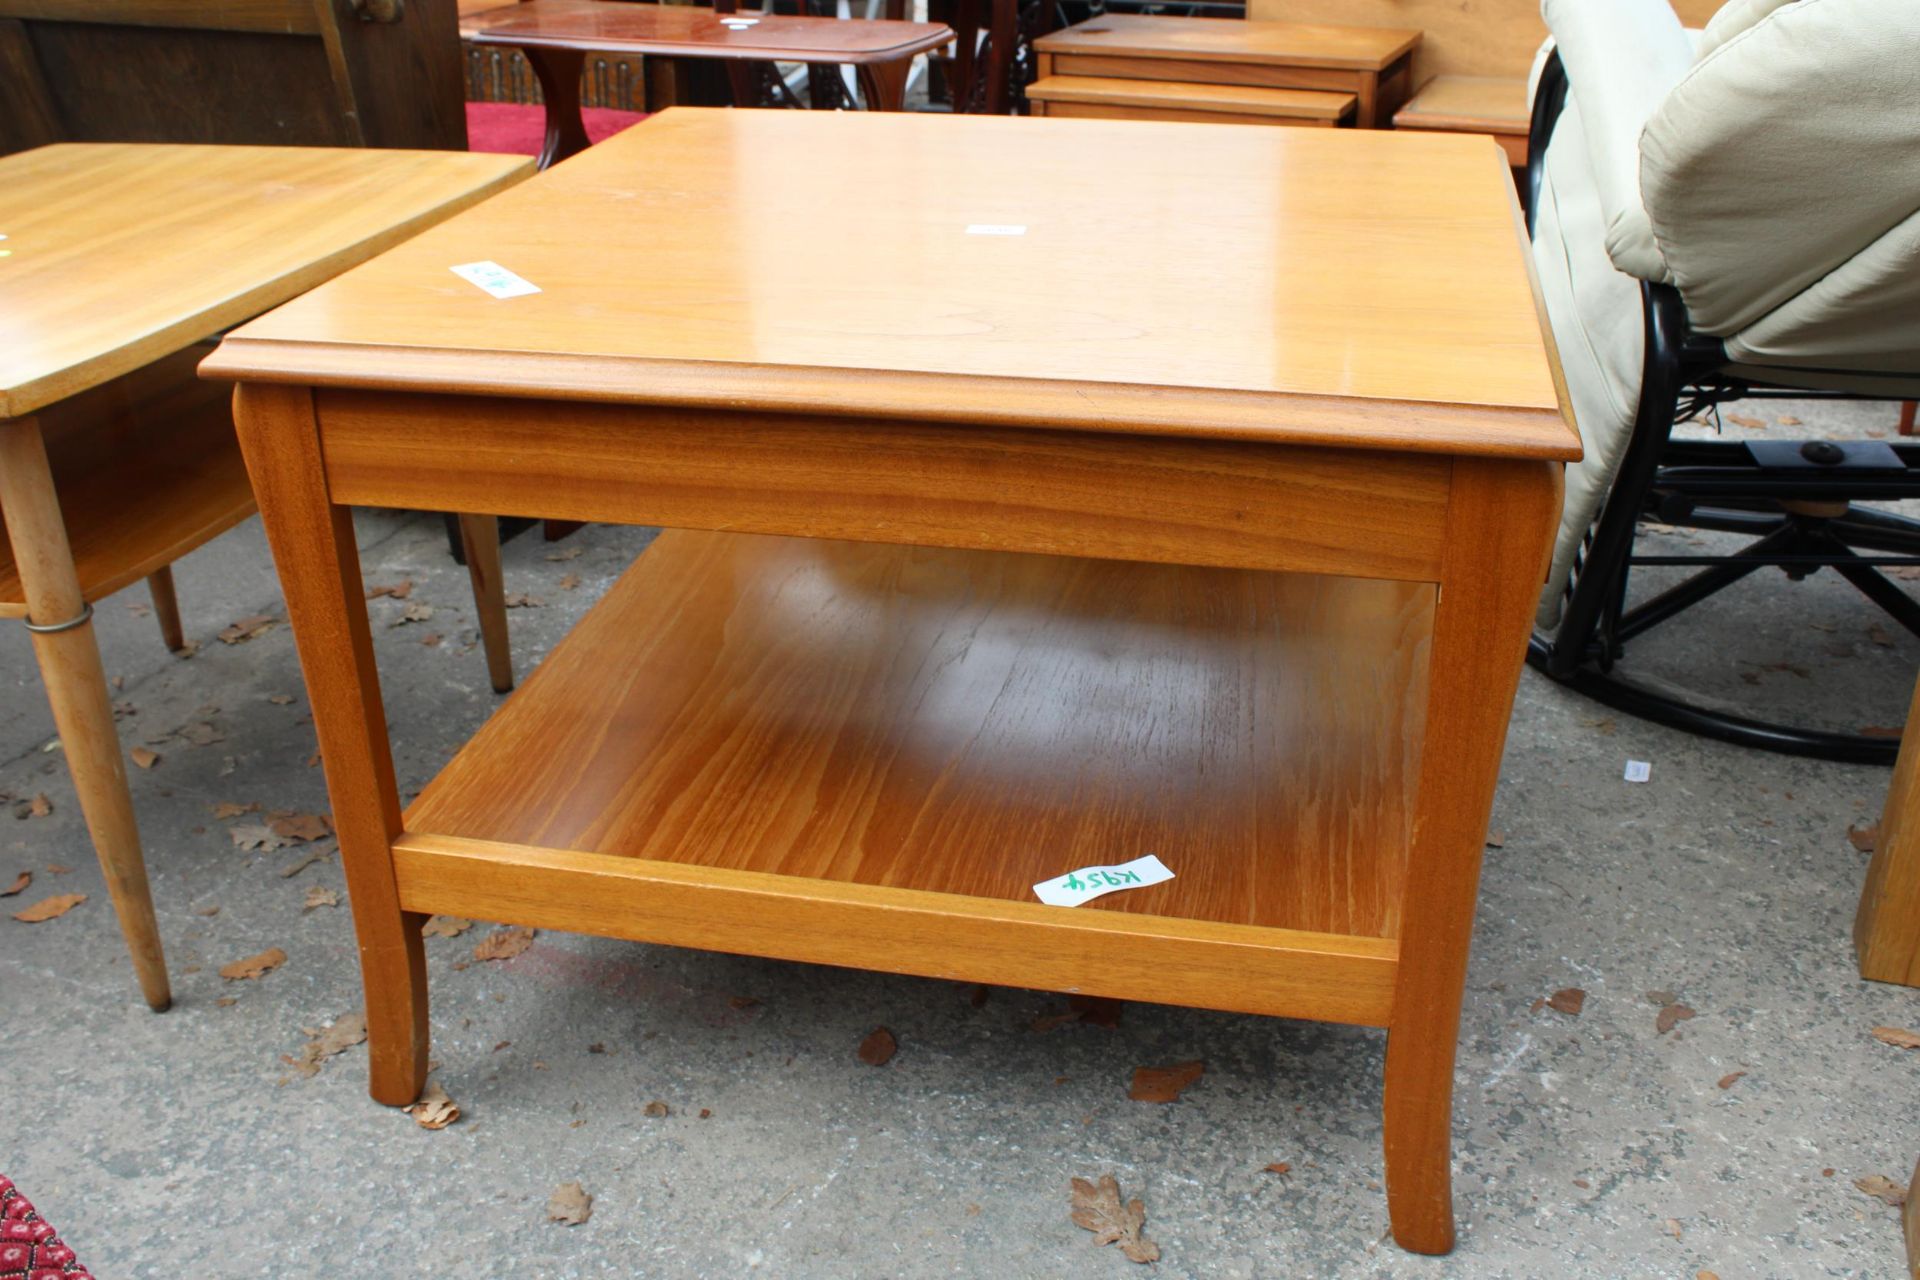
[462,0,953,64]
[1034,14,1420,72]
[0,143,532,420]
[206,109,1577,462]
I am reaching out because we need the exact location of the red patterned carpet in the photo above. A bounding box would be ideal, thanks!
[465,102,649,156]
[1,1176,93,1279]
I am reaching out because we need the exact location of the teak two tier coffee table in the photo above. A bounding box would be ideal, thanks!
[0,142,529,1011]
[206,108,1578,1254]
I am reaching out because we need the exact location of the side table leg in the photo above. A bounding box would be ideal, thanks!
[146,565,185,653]
[1856,674,1920,985]
[0,417,170,1011]
[856,58,912,111]
[232,385,428,1106]
[1383,457,1560,1254]
[526,46,591,170]
[457,513,515,694]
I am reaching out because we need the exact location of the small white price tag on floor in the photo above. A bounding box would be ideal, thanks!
[1624,760,1651,783]
[450,260,542,300]
[1033,854,1173,908]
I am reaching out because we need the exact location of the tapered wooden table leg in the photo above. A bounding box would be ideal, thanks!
[0,417,170,1011]
[1383,457,1560,1254]
[856,56,913,111]
[1856,675,1920,986]
[232,385,427,1105]
[457,513,515,694]
[146,565,185,652]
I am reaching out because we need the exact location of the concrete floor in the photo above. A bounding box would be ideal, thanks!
[3,402,1919,1278]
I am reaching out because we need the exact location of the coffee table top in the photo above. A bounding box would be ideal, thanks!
[463,0,953,65]
[1035,13,1420,71]
[0,143,531,420]
[206,108,1577,461]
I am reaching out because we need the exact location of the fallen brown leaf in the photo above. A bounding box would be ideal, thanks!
[1727,414,1767,429]
[229,823,288,852]
[210,801,259,820]
[220,947,287,981]
[303,886,341,912]
[546,1181,592,1225]
[1263,1162,1292,1177]
[1655,1003,1696,1035]
[406,1081,460,1129]
[546,547,583,561]
[1547,987,1586,1015]
[367,580,414,600]
[1129,1060,1204,1103]
[1716,1071,1747,1089]
[559,574,581,591]
[283,1011,367,1078]
[1872,1025,1920,1050]
[270,812,331,842]
[1855,1174,1907,1208]
[504,594,545,609]
[45,864,70,875]
[644,1100,670,1118]
[1848,823,1880,853]
[2,870,28,897]
[26,793,50,818]
[1070,1174,1160,1265]
[130,747,161,770]
[422,915,473,938]
[268,694,296,705]
[421,633,443,648]
[1485,829,1507,848]
[473,925,535,961]
[12,892,84,923]
[1776,415,1802,426]
[858,1026,898,1066]
[218,615,276,645]
[1645,989,1677,1006]
[279,849,329,879]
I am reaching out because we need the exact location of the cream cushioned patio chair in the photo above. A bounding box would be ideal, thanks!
[1524,0,1920,761]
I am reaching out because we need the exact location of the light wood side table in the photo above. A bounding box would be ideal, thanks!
[0,142,532,1011]
[205,109,1578,1254]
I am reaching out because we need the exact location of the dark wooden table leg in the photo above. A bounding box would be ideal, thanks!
[524,45,590,169]
[856,57,912,111]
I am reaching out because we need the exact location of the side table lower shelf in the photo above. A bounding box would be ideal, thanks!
[401,527,1434,1027]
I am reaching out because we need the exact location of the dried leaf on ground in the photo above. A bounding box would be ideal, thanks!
[558,574,581,591]
[546,1181,593,1225]
[2,871,28,897]
[1872,1025,1920,1050]
[279,848,330,879]
[211,801,259,820]
[422,915,473,938]
[303,886,341,912]
[1485,829,1507,848]
[130,747,161,770]
[1547,987,1586,1015]
[218,615,276,645]
[504,594,545,609]
[1776,415,1802,426]
[1855,1174,1908,1208]
[393,603,435,627]
[1263,1162,1292,1177]
[1645,989,1677,1006]
[473,925,535,961]
[180,723,225,747]
[367,580,414,600]
[283,1011,367,1078]
[1033,996,1123,1033]
[270,812,331,842]
[1848,823,1880,853]
[1727,414,1767,429]
[643,1100,670,1118]
[1716,1071,1747,1089]
[268,694,296,706]
[45,864,70,875]
[1655,1003,1696,1035]
[421,633,443,648]
[22,793,51,819]
[1129,1060,1204,1103]
[546,547,584,561]
[12,892,84,923]
[858,1026,898,1066]
[220,947,287,981]
[229,823,288,852]
[1069,1175,1160,1264]
[406,1081,460,1129]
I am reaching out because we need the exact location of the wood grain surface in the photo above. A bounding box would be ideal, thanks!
[1035,14,1418,70]
[406,529,1434,940]
[1027,75,1355,122]
[204,109,1576,459]
[463,0,952,63]
[0,143,530,418]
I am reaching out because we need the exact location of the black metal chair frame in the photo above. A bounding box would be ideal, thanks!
[1523,50,1920,764]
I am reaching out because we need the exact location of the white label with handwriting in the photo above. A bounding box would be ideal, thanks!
[1033,855,1173,908]
[450,260,542,300]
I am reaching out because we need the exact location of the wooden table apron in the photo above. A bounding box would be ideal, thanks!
[233,377,1560,1255]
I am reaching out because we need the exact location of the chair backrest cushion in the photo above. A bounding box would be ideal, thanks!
[1639,0,1920,369]
[1694,0,1794,59]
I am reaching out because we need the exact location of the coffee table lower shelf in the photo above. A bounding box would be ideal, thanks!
[399,528,1436,1029]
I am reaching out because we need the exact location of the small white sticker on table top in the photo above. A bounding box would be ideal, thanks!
[450,260,541,300]
[966,224,1027,236]
[1034,854,1173,908]
[1624,760,1651,783]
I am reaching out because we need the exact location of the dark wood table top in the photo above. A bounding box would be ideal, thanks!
[463,0,952,64]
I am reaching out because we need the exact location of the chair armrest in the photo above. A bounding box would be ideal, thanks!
[1541,0,1694,281]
